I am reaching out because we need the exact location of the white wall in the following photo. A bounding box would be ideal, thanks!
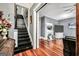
[0,3,15,28]
[30,3,38,39]
[58,17,76,37]
[0,3,19,47]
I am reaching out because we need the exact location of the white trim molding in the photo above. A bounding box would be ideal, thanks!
[33,3,45,49]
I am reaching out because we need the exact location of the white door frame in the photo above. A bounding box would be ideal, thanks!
[33,3,46,49]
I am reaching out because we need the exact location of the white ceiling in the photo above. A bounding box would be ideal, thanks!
[16,3,33,9]
[39,3,76,20]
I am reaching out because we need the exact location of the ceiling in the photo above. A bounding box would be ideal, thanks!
[16,3,33,9]
[39,3,76,20]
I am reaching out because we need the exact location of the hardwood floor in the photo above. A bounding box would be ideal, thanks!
[15,39,64,56]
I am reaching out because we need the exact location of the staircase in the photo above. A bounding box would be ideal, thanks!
[14,14,33,54]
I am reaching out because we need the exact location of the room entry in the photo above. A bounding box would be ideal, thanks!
[36,3,76,56]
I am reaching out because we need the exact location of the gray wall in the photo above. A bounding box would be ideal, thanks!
[58,17,76,37]
[40,16,58,37]
[40,17,45,37]
[40,16,76,37]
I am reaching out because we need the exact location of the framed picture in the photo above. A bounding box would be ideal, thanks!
[30,16,32,24]
[68,23,76,28]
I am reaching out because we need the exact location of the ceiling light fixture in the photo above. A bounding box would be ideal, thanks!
[61,13,70,18]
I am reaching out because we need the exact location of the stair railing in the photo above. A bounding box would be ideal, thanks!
[23,16,33,46]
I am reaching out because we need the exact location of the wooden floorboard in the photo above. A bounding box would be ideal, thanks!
[15,39,64,56]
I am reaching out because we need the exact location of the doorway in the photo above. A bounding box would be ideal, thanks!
[35,3,76,56]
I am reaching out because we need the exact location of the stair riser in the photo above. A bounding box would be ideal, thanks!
[18,30,27,32]
[18,35,29,38]
[18,40,30,44]
[18,33,28,35]
[18,39,30,43]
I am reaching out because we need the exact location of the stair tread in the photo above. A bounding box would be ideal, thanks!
[18,35,29,38]
[18,34,29,37]
[15,45,32,50]
[15,46,32,51]
[18,32,28,35]
[14,46,32,53]
[18,37,30,40]
[18,41,31,45]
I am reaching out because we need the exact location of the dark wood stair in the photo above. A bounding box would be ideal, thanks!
[14,28,33,54]
[14,14,33,54]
